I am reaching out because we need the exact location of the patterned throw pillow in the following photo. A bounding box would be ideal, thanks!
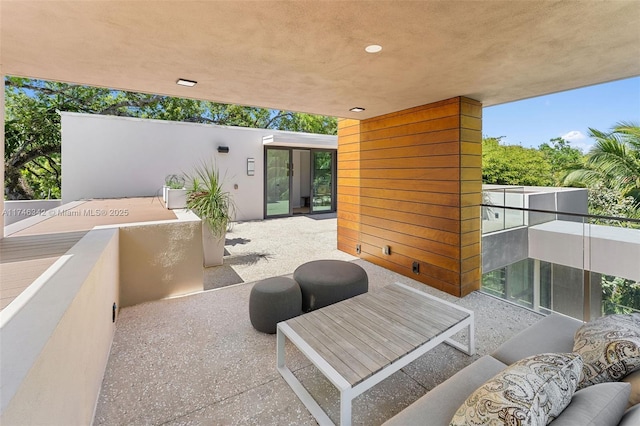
[573,313,640,389]
[450,353,582,426]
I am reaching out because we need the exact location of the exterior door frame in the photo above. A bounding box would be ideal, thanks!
[309,149,337,214]
[264,146,337,218]
[264,147,293,218]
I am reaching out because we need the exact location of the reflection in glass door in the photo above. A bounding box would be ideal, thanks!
[311,151,334,213]
[265,148,292,217]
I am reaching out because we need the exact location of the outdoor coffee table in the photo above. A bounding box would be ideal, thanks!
[277,282,475,426]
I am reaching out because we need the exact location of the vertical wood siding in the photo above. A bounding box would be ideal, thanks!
[337,97,482,297]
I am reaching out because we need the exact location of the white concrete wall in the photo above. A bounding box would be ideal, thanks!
[529,220,640,281]
[61,113,267,221]
[0,228,119,425]
[0,213,208,423]
[2,199,63,225]
[292,150,302,208]
[291,149,311,208]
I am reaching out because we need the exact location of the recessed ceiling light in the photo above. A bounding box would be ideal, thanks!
[365,44,382,53]
[176,78,197,87]
[350,107,365,112]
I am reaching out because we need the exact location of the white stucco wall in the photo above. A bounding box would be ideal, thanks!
[61,113,337,221]
[292,150,302,208]
[1,228,119,425]
[3,200,63,225]
[61,113,269,221]
[529,220,640,281]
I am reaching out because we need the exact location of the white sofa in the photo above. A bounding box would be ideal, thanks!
[383,314,640,426]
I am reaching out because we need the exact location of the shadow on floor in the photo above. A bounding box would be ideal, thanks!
[203,265,244,290]
[225,237,251,246]
[204,252,274,290]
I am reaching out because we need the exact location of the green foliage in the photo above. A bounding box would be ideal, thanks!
[564,122,640,204]
[587,183,639,226]
[20,155,62,199]
[602,276,640,314]
[164,174,185,189]
[312,151,333,197]
[186,162,235,238]
[538,137,584,186]
[4,76,337,200]
[482,137,553,186]
[481,269,505,298]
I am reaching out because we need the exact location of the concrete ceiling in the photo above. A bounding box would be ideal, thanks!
[2,1,639,120]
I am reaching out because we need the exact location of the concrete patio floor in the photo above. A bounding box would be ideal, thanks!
[95,214,543,425]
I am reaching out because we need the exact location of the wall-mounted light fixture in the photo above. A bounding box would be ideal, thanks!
[247,158,255,176]
[217,146,229,153]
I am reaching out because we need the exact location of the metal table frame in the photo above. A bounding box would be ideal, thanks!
[276,282,475,426]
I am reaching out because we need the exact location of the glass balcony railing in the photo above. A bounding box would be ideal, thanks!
[482,186,526,233]
[481,203,640,321]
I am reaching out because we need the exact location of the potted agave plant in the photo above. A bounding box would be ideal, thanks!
[186,162,235,267]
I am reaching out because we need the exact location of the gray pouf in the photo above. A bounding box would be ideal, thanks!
[249,277,302,334]
[293,260,368,312]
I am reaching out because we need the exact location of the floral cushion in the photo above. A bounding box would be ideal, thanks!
[573,313,640,389]
[450,353,582,426]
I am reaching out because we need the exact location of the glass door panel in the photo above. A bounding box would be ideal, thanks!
[311,151,334,213]
[265,148,292,217]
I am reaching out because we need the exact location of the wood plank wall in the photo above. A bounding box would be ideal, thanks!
[336,119,362,256]
[337,97,482,297]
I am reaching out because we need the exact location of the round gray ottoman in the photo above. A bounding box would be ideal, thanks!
[249,277,302,334]
[294,260,368,312]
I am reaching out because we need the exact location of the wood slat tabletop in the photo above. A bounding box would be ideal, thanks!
[284,284,470,386]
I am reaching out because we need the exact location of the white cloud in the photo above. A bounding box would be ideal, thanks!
[561,130,586,141]
[561,130,592,153]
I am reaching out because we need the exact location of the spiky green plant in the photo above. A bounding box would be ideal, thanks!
[165,173,185,189]
[186,162,235,238]
[564,121,640,203]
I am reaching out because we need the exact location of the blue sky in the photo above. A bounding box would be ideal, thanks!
[483,76,640,153]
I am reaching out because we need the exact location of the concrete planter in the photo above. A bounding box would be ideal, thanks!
[202,223,225,267]
[165,188,187,209]
[162,185,169,203]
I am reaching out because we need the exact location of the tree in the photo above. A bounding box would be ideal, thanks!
[587,182,639,225]
[563,122,640,204]
[538,137,584,186]
[4,77,337,199]
[482,137,553,186]
[602,276,640,314]
[5,78,161,199]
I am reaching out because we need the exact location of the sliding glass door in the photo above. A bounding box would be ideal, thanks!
[264,147,335,217]
[311,150,335,213]
[265,148,292,217]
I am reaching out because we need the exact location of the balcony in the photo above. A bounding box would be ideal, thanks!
[92,215,544,425]
[2,204,545,425]
[3,189,638,424]
[481,185,640,320]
